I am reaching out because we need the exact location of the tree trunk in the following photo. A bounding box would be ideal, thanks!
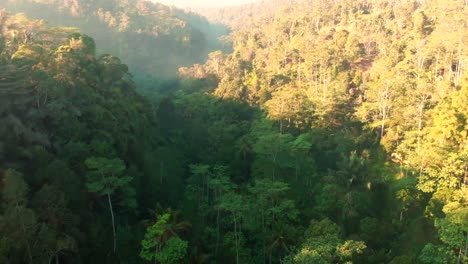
[107,193,117,253]
[272,152,277,180]
[298,60,301,86]
[464,232,468,263]
[457,246,462,264]
[215,189,220,256]
[295,158,299,181]
[455,43,463,85]
[160,161,164,184]
[233,214,239,264]
[416,97,426,151]
[380,121,385,138]
[16,203,33,264]
[216,208,220,255]
[155,242,162,264]
[262,213,266,264]
[380,104,386,138]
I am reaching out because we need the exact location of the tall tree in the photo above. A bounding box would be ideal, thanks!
[85,156,133,253]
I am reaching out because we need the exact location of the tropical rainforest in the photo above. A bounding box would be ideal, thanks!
[0,0,467,263]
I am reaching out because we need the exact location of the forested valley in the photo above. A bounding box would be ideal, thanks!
[0,0,467,263]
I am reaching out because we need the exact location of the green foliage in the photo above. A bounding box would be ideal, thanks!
[336,240,367,260]
[68,33,96,55]
[418,243,456,264]
[0,170,38,263]
[155,237,188,264]
[2,169,29,205]
[85,157,130,195]
[140,213,170,261]
[0,11,156,262]
[1,0,229,80]
[140,213,188,263]
[289,218,366,263]
[2,1,468,263]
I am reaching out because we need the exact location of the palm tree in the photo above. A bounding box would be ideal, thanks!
[140,207,192,263]
[143,206,192,244]
[267,222,296,264]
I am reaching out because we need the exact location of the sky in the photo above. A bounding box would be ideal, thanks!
[152,0,263,8]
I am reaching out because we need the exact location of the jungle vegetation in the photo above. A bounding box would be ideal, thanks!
[0,0,467,263]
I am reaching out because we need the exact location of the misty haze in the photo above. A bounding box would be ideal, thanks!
[0,0,467,264]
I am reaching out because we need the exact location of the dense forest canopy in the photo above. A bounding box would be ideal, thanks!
[0,0,467,263]
[0,0,230,83]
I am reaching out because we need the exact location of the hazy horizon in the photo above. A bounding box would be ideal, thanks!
[152,0,264,8]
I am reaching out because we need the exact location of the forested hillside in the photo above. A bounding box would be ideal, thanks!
[196,0,277,29]
[1,0,467,264]
[0,0,229,82]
